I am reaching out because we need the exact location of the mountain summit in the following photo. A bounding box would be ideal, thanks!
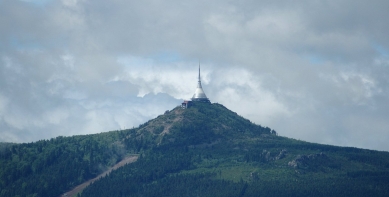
[80,103,389,197]
[182,65,210,109]
[1,103,389,197]
[134,102,276,147]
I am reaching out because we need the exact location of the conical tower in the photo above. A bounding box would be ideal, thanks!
[191,64,210,103]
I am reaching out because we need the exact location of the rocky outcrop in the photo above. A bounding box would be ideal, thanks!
[275,149,287,160]
[244,149,288,163]
[288,152,327,168]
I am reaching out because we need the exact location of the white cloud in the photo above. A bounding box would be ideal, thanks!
[117,55,203,98]
[209,68,290,124]
[1,0,389,151]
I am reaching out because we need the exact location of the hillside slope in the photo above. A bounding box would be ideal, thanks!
[81,103,389,197]
[1,102,389,197]
[0,129,138,197]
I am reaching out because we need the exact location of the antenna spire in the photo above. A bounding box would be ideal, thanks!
[191,61,210,103]
[198,61,201,83]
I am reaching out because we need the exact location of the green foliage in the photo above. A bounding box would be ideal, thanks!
[160,103,274,148]
[81,137,389,197]
[0,129,137,197]
[79,103,389,196]
[2,103,389,196]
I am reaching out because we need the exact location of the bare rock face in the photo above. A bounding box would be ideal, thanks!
[288,159,299,168]
[259,149,287,162]
[288,153,327,169]
[264,150,271,161]
[275,149,287,160]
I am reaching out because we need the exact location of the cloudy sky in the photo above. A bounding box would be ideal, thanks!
[1,0,388,151]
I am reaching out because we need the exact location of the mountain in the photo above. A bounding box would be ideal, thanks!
[1,102,389,196]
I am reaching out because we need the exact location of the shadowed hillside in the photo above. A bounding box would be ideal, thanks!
[1,103,389,197]
[81,103,389,197]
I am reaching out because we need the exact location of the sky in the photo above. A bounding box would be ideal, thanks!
[1,0,389,151]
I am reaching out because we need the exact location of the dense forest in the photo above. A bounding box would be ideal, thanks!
[0,130,140,196]
[1,102,389,196]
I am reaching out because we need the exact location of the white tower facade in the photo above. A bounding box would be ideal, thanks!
[191,64,210,103]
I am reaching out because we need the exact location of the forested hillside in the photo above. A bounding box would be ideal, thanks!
[0,130,139,196]
[81,103,389,197]
[1,102,389,197]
